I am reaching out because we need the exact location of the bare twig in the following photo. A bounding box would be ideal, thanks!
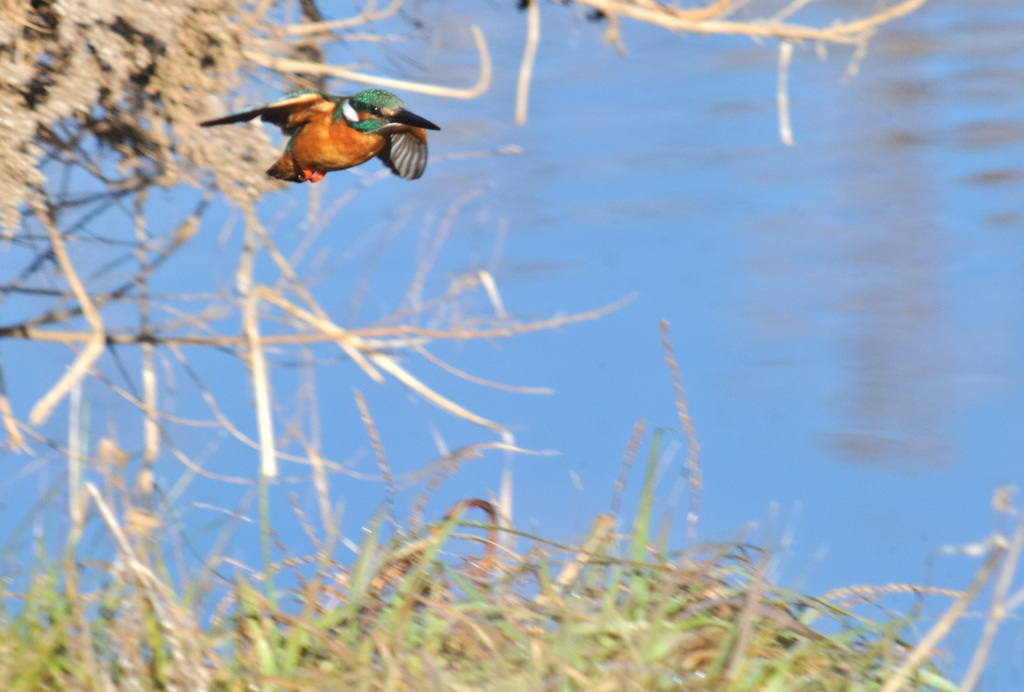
[237,204,278,481]
[168,344,261,448]
[285,0,404,34]
[28,208,106,426]
[402,442,552,493]
[244,287,277,478]
[257,290,383,383]
[404,189,485,315]
[135,192,160,506]
[777,41,795,146]
[254,222,385,382]
[579,0,929,45]
[516,0,541,126]
[68,381,85,528]
[305,444,334,539]
[2,294,637,347]
[0,361,26,451]
[244,25,492,99]
[407,340,553,395]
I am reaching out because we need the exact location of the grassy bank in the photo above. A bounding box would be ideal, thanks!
[3,437,994,692]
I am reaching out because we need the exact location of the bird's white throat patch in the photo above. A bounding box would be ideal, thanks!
[341,99,358,123]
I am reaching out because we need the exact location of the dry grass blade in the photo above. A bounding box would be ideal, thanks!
[476,269,508,319]
[727,537,769,682]
[305,443,334,539]
[407,340,553,395]
[4,458,978,691]
[401,441,548,492]
[612,418,647,516]
[880,537,1006,692]
[821,582,964,604]
[84,482,211,690]
[551,513,615,594]
[960,501,1024,692]
[354,389,395,524]
[659,319,701,545]
[369,351,509,435]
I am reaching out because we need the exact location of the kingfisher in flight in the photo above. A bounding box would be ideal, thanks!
[200,89,440,183]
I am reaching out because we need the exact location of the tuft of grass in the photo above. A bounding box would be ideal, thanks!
[0,437,978,692]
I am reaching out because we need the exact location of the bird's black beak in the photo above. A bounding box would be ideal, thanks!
[393,109,440,131]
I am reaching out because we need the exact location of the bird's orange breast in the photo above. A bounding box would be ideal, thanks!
[289,119,385,172]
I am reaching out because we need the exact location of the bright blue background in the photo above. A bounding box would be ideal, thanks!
[2,0,1023,686]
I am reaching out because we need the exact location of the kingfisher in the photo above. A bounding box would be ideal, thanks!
[199,88,440,183]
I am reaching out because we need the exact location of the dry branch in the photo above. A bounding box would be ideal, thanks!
[243,25,493,99]
[576,0,929,45]
[542,0,931,142]
[285,0,405,34]
[515,0,541,126]
[27,208,106,426]
[0,295,635,348]
[244,287,278,479]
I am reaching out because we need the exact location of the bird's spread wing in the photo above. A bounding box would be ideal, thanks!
[377,129,429,180]
[199,90,337,135]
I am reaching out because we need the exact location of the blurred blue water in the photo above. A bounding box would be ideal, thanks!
[2,0,1024,685]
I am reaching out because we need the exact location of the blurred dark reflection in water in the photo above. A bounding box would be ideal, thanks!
[821,9,1023,468]
[425,0,1024,489]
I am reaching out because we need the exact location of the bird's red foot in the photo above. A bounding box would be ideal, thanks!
[300,169,326,183]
